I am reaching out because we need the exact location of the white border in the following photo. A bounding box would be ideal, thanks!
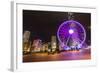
[11,1,97,71]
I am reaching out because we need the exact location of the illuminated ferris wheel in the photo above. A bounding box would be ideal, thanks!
[57,13,86,50]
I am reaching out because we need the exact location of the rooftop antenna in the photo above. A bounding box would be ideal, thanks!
[68,12,74,20]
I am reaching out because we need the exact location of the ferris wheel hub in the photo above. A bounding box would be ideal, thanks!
[69,29,74,34]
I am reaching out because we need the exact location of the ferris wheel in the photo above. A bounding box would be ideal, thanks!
[57,20,86,50]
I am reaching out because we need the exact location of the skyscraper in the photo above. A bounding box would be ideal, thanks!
[32,39,42,52]
[51,36,57,52]
[23,31,30,43]
[23,31,31,53]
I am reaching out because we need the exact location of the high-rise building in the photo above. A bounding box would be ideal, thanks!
[51,36,57,52]
[32,39,42,52]
[23,31,30,43]
[23,31,31,53]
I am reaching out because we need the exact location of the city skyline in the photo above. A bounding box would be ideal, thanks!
[23,10,91,44]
